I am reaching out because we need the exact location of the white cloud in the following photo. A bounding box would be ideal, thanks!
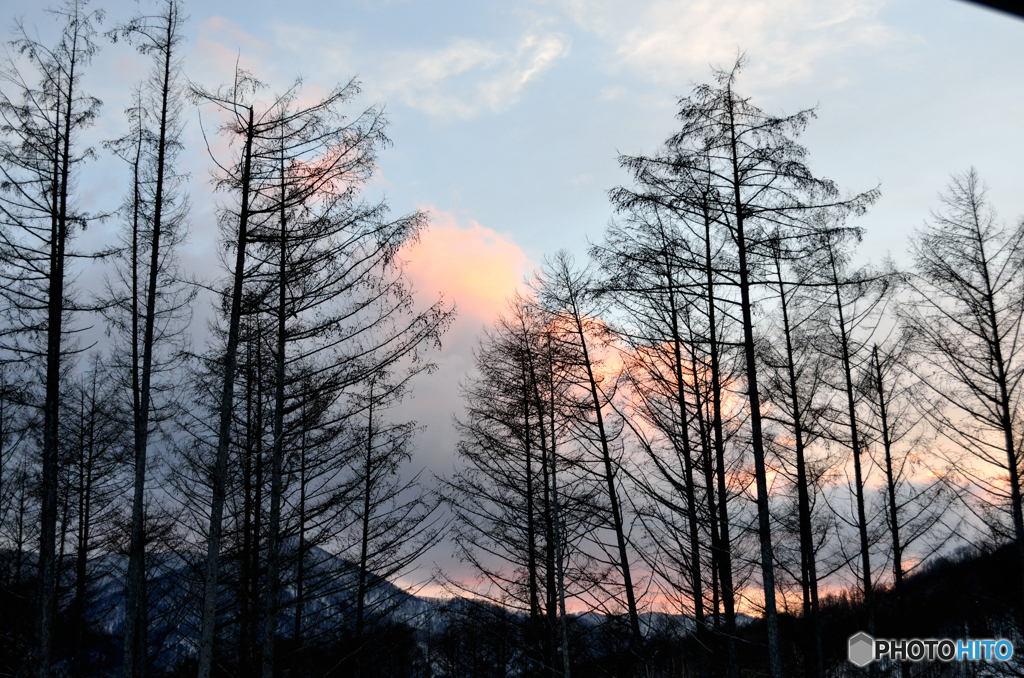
[268,23,570,120]
[552,0,903,88]
[376,32,571,119]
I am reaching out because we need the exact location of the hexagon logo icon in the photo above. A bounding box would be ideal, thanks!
[848,632,875,667]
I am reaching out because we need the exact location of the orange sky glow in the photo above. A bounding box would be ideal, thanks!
[402,208,532,324]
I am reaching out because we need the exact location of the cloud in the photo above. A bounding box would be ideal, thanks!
[195,16,276,77]
[375,32,571,119]
[390,210,533,568]
[403,209,533,323]
[201,16,275,53]
[555,0,902,88]
[241,20,568,120]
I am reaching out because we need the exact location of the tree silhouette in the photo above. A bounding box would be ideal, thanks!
[898,169,1024,620]
[0,2,104,674]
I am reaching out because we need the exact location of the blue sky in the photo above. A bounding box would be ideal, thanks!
[42,0,1021,266]
[4,0,1023,592]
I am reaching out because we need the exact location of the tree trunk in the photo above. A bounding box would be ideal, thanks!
[772,251,824,678]
[523,325,558,676]
[828,247,875,639]
[547,338,571,678]
[571,303,642,650]
[704,216,739,678]
[872,345,908,677]
[73,379,96,675]
[240,344,255,673]
[521,361,542,673]
[197,105,255,678]
[294,415,307,645]
[261,144,289,678]
[662,252,706,677]
[357,384,375,638]
[123,13,175,676]
[38,39,76,678]
[539,413,557,675]
[727,95,782,678]
[550,404,571,678]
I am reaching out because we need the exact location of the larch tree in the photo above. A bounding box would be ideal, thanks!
[448,295,591,678]
[799,223,893,643]
[604,170,748,678]
[58,354,129,675]
[860,335,963,658]
[346,374,445,672]
[591,206,733,677]
[188,68,277,678]
[898,169,1024,618]
[613,57,876,678]
[189,70,452,676]
[532,251,644,658]
[0,365,31,579]
[104,2,192,673]
[246,83,452,675]
[757,231,832,678]
[0,2,104,675]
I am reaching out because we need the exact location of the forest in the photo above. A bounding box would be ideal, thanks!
[0,0,1022,677]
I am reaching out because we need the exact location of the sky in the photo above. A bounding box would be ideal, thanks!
[3,0,1023,597]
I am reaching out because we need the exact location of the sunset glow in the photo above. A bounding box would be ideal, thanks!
[403,209,532,322]
[2,0,1021,674]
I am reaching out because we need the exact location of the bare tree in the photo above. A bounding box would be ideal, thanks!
[0,365,35,671]
[248,84,451,676]
[0,365,32,578]
[188,69,452,675]
[448,295,592,677]
[0,3,104,674]
[188,68,269,678]
[245,80,389,678]
[859,336,962,657]
[532,252,644,659]
[612,57,876,678]
[797,225,892,645]
[103,3,192,673]
[757,232,831,678]
[898,169,1024,617]
[58,354,129,675]
[591,205,744,677]
[345,375,444,675]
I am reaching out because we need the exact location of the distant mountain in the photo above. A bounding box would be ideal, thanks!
[9,539,1021,676]
[79,544,430,667]
[71,544,713,672]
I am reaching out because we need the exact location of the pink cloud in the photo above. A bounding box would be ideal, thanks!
[193,16,274,82]
[404,209,532,323]
[199,16,274,54]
